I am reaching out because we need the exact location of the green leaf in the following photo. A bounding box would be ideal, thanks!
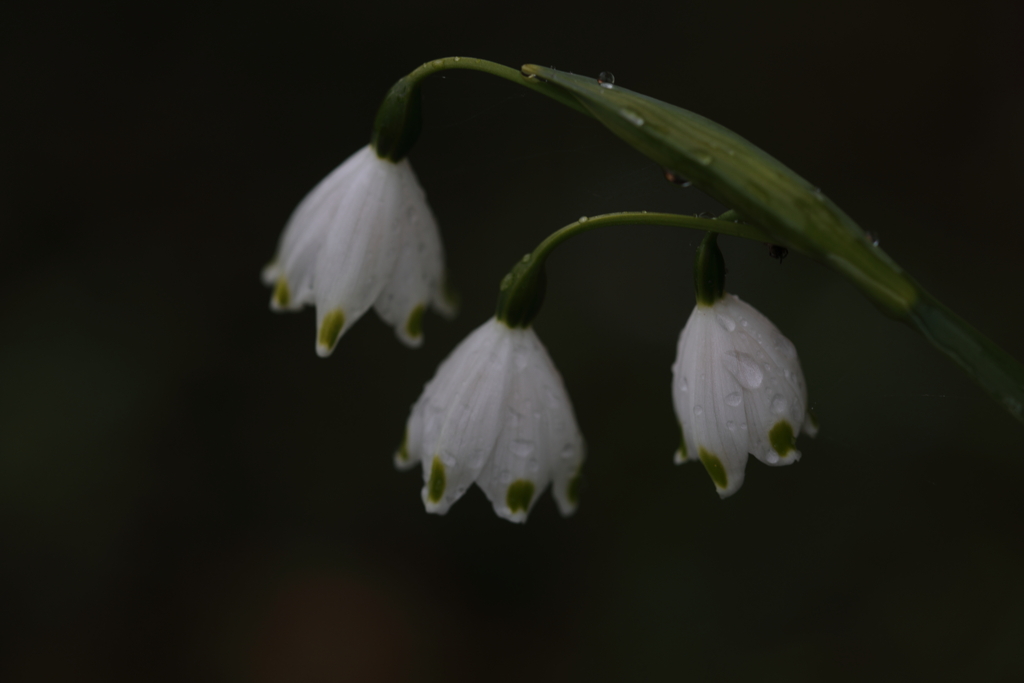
[520,64,1024,425]
[520,64,915,317]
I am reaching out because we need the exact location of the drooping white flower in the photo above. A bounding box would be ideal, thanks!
[672,232,817,497]
[672,293,817,497]
[262,145,455,356]
[396,317,585,523]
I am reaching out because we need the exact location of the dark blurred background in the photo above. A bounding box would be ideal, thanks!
[3,1,1024,681]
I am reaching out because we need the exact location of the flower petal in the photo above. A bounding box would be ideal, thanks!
[407,320,516,515]
[373,160,447,347]
[268,146,374,312]
[476,328,584,521]
[313,155,405,356]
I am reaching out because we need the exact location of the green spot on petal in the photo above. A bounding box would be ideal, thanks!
[769,420,796,456]
[567,472,582,506]
[698,447,728,490]
[405,304,425,339]
[397,430,409,462]
[273,278,290,307]
[427,456,446,503]
[506,479,535,513]
[318,309,346,351]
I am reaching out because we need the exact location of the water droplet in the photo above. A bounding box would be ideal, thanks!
[725,392,742,407]
[511,440,534,457]
[740,423,748,432]
[783,368,791,380]
[727,421,736,431]
[741,319,749,327]
[697,153,713,166]
[578,215,588,222]
[620,109,644,126]
[560,444,575,460]
[716,314,736,332]
[693,405,704,416]
[735,354,764,390]
[663,169,692,187]
[432,59,444,67]
[766,450,780,464]
[771,395,789,414]
[454,56,461,62]
[442,452,457,466]
[597,71,615,87]
[680,378,688,393]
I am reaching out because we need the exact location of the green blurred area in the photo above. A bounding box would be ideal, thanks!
[3,1,1024,681]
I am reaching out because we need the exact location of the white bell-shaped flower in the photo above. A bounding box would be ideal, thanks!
[673,234,816,497]
[262,145,455,356]
[396,317,585,523]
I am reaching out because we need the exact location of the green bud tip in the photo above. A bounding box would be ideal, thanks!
[694,232,726,307]
[371,76,423,162]
[495,254,547,328]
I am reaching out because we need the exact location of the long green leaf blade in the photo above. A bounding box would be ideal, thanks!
[520,64,1024,424]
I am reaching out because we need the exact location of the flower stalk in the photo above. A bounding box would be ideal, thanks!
[495,211,772,327]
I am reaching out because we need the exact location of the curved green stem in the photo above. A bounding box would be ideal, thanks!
[496,211,772,327]
[531,211,771,262]
[403,57,592,117]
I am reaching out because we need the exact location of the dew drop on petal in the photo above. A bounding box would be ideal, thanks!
[771,395,789,414]
[736,354,764,389]
[598,71,615,87]
[716,314,736,332]
[725,392,742,407]
[766,450,780,464]
[693,405,704,416]
[727,420,736,432]
[680,377,688,393]
[510,440,534,457]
